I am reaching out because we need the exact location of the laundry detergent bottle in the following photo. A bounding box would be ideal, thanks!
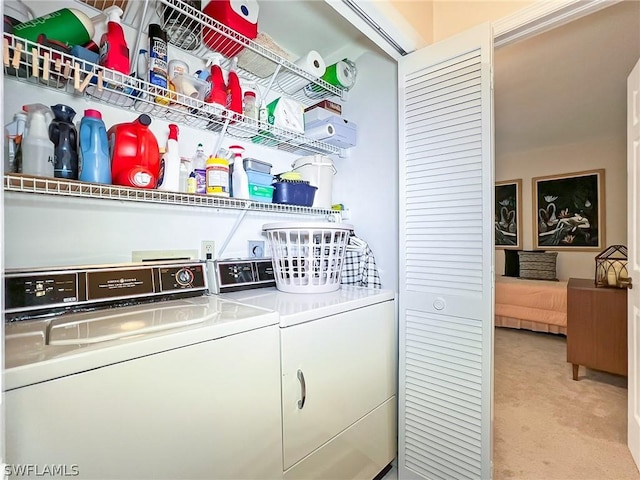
[49,104,79,179]
[79,109,111,184]
[21,103,55,178]
[108,114,160,189]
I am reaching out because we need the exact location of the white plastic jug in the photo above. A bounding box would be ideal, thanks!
[21,104,54,177]
[291,155,336,209]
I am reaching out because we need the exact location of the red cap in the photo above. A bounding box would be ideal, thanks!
[244,91,256,98]
[84,109,102,119]
[168,124,179,141]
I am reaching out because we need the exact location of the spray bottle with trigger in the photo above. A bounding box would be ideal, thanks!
[204,53,227,108]
[226,56,242,119]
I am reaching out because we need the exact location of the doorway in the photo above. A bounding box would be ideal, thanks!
[493,2,640,477]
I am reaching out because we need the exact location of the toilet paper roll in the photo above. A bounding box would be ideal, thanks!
[305,123,335,141]
[277,50,326,95]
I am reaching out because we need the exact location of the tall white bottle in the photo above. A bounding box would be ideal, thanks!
[230,144,249,199]
[21,104,55,177]
[157,124,181,191]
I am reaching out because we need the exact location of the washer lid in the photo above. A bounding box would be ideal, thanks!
[47,302,217,346]
[4,296,279,390]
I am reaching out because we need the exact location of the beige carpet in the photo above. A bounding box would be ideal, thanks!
[494,327,640,480]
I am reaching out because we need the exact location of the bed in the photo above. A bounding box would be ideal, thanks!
[495,276,568,335]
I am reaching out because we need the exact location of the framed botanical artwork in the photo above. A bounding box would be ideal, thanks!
[495,179,522,249]
[532,169,605,251]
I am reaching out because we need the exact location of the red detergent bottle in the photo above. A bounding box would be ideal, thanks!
[108,114,160,189]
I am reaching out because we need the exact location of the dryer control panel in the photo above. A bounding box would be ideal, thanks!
[207,258,275,294]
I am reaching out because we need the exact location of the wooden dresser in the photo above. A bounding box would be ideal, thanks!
[566,277,628,380]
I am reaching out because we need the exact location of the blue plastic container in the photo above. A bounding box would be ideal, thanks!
[246,169,273,186]
[272,181,317,207]
[78,109,111,184]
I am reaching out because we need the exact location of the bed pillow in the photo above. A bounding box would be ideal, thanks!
[504,249,521,277]
[517,251,558,281]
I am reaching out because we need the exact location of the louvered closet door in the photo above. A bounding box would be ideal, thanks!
[398,24,494,480]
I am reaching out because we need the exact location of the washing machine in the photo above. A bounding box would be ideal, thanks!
[209,257,398,480]
[4,260,283,480]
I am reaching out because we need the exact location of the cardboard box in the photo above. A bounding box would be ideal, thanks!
[305,100,342,116]
[304,115,357,149]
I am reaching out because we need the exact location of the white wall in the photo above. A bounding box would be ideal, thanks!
[495,135,626,281]
[494,1,639,281]
[3,2,398,291]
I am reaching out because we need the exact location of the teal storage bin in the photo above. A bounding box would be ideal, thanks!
[249,183,274,203]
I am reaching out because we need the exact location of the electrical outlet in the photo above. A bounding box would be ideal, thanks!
[201,241,216,260]
[248,240,265,258]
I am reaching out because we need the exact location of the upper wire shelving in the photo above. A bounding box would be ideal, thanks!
[4,174,340,219]
[2,30,342,156]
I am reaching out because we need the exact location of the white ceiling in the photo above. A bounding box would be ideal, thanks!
[494,0,640,156]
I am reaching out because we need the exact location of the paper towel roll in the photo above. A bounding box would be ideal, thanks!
[277,50,326,95]
[326,59,357,89]
[305,123,335,141]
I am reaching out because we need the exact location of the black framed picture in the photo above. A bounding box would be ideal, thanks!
[495,179,522,249]
[532,169,605,251]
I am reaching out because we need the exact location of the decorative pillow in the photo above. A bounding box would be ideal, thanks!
[517,251,558,281]
[504,249,521,277]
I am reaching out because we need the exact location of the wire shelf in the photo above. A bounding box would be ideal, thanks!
[2,33,341,156]
[4,174,340,217]
[79,0,346,104]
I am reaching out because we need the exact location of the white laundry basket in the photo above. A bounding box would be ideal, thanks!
[263,222,353,293]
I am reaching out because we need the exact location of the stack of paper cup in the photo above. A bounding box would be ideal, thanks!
[277,50,326,95]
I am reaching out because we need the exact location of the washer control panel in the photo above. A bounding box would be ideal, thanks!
[5,261,207,316]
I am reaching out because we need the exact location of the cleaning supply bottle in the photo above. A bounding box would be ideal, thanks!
[204,54,227,107]
[178,158,190,192]
[157,124,181,191]
[49,104,78,179]
[187,171,197,193]
[206,154,229,197]
[191,143,208,194]
[78,109,111,184]
[108,114,160,189]
[243,90,257,120]
[229,144,249,199]
[4,111,27,173]
[13,8,95,47]
[148,24,169,104]
[98,6,130,76]
[226,57,242,116]
[21,104,54,178]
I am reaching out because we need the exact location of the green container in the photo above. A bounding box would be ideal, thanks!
[249,183,274,203]
[13,8,94,47]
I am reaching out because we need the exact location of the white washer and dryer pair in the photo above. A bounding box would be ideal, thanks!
[4,259,397,480]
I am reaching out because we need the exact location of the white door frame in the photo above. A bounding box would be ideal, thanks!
[327,0,620,60]
[493,0,620,48]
